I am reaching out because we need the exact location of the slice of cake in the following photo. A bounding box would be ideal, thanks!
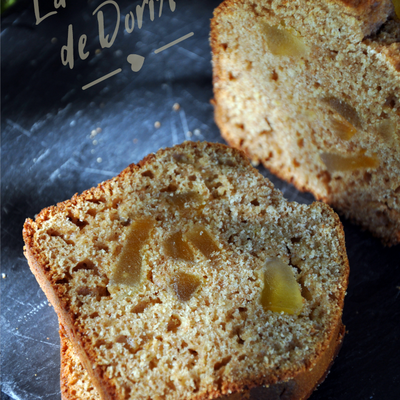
[211,0,400,245]
[23,142,349,400]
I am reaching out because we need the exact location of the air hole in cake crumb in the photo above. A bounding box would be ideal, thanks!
[384,95,397,109]
[67,213,89,230]
[94,242,109,252]
[271,69,279,81]
[55,271,72,285]
[116,335,138,355]
[265,151,273,161]
[120,217,131,226]
[235,123,245,130]
[87,197,104,205]
[97,286,111,300]
[214,356,232,371]
[395,186,400,194]
[188,175,197,181]
[87,209,97,217]
[250,199,260,206]
[291,237,301,244]
[95,339,113,350]
[112,197,122,209]
[142,170,155,178]
[211,189,223,199]
[218,158,236,167]
[233,328,245,344]
[228,72,237,81]
[166,381,176,391]
[122,385,132,399]
[245,60,253,70]
[293,159,300,168]
[228,234,236,244]
[363,172,372,183]
[161,183,178,192]
[55,277,69,285]
[149,359,158,370]
[221,43,228,51]
[189,349,198,357]
[298,277,313,301]
[90,312,99,318]
[167,315,182,333]
[132,298,162,314]
[238,355,246,361]
[317,171,331,185]
[72,259,97,273]
[146,269,154,284]
[215,376,223,391]
[77,285,110,300]
[46,229,75,245]
[193,377,200,393]
[74,300,83,311]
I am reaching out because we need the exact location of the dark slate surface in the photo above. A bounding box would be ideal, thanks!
[1,1,400,399]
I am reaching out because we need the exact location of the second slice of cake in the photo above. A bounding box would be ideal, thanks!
[212,0,400,245]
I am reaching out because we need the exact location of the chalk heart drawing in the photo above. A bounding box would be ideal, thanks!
[127,54,145,72]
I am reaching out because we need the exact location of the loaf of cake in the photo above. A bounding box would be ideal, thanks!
[23,142,349,400]
[211,0,400,245]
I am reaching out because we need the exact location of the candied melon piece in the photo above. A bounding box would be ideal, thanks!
[168,192,201,209]
[111,218,155,287]
[171,271,201,301]
[262,23,308,57]
[376,120,396,142]
[322,97,361,129]
[320,152,379,172]
[163,231,195,262]
[186,226,221,262]
[393,0,400,18]
[167,192,203,213]
[260,258,303,315]
[329,116,357,140]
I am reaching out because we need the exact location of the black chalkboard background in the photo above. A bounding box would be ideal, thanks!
[1,1,400,399]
